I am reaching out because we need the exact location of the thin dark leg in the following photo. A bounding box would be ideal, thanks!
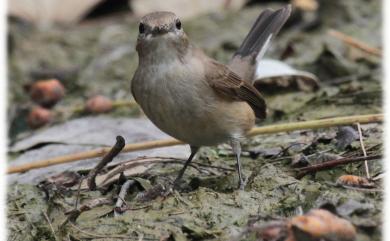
[231,139,245,190]
[173,146,199,188]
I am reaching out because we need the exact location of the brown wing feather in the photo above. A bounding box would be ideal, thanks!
[206,61,267,119]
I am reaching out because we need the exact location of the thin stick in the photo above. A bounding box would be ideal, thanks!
[74,177,84,209]
[66,100,137,114]
[87,136,125,190]
[295,154,382,179]
[118,205,151,212]
[43,211,58,241]
[247,114,383,136]
[356,123,370,179]
[328,29,382,57]
[8,139,182,174]
[7,114,383,174]
[69,222,129,239]
[65,198,113,223]
[114,180,136,216]
[100,157,200,186]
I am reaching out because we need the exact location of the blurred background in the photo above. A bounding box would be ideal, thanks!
[7,0,381,139]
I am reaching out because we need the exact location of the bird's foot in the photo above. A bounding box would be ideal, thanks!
[161,186,174,198]
[161,180,180,198]
[238,176,248,190]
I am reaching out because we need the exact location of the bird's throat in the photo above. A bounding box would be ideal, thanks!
[137,36,190,65]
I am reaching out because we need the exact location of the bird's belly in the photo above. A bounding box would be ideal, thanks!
[140,85,229,145]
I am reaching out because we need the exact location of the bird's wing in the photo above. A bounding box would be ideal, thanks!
[206,60,267,119]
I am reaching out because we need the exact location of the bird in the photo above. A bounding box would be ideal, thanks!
[131,5,291,190]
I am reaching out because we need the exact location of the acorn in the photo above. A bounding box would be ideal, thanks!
[288,209,356,241]
[85,95,113,113]
[27,106,53,129]
[29,79,65,108]
[336,175,375,188]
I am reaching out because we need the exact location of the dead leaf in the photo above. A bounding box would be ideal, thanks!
[288,209,356,241]
[254,59,320,93]
[336,175,375,189]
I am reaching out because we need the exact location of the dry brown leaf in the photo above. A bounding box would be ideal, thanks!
[336,175,375,188]
[288,209,356,241]
[254,59,320,93]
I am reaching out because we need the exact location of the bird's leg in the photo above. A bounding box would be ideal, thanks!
[173,146,199,189]
[231,139,245,190]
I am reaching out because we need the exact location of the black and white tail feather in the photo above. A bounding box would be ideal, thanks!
[229,5,292,82]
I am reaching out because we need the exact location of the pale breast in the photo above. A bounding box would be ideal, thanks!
[132,57,255,146]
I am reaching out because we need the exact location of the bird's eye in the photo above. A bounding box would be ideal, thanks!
[139,23,145,34]
[175,20,182,30]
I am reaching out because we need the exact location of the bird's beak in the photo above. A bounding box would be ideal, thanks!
[152,26,169,36]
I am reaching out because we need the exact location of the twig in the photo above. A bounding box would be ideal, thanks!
[193,162,235,172]
[115,205,151,213]
[87,136,125,190]
[116,195,128,207]
[100,156,233,186]
[247,114,383,136]
[65,198,113,223]
[74,177,84,209]
[7,114,383,174]
[100,157,201,186]
[328,29,382,57]
[295,154,382,179]
[135,184,166,202]
[8,139,180,174]
[114,180,136,216]
[68,222,129,239]
[70,100,137,113]
[43,211,57,241]
[356,123,370,179]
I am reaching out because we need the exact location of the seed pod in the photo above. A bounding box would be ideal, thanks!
[288,209,356,241]
[29,79,65,108]
[27,106,53,129]
[85,95,113,113]
[336,175,375,188]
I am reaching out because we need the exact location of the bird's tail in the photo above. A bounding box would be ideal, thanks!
[229,5,292,82]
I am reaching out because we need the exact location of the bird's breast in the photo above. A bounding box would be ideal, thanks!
[132,58,255,146]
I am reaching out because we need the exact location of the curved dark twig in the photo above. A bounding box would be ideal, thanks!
[87,136,125,190]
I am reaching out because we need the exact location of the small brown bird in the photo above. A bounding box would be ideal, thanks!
[131,6,291,189]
